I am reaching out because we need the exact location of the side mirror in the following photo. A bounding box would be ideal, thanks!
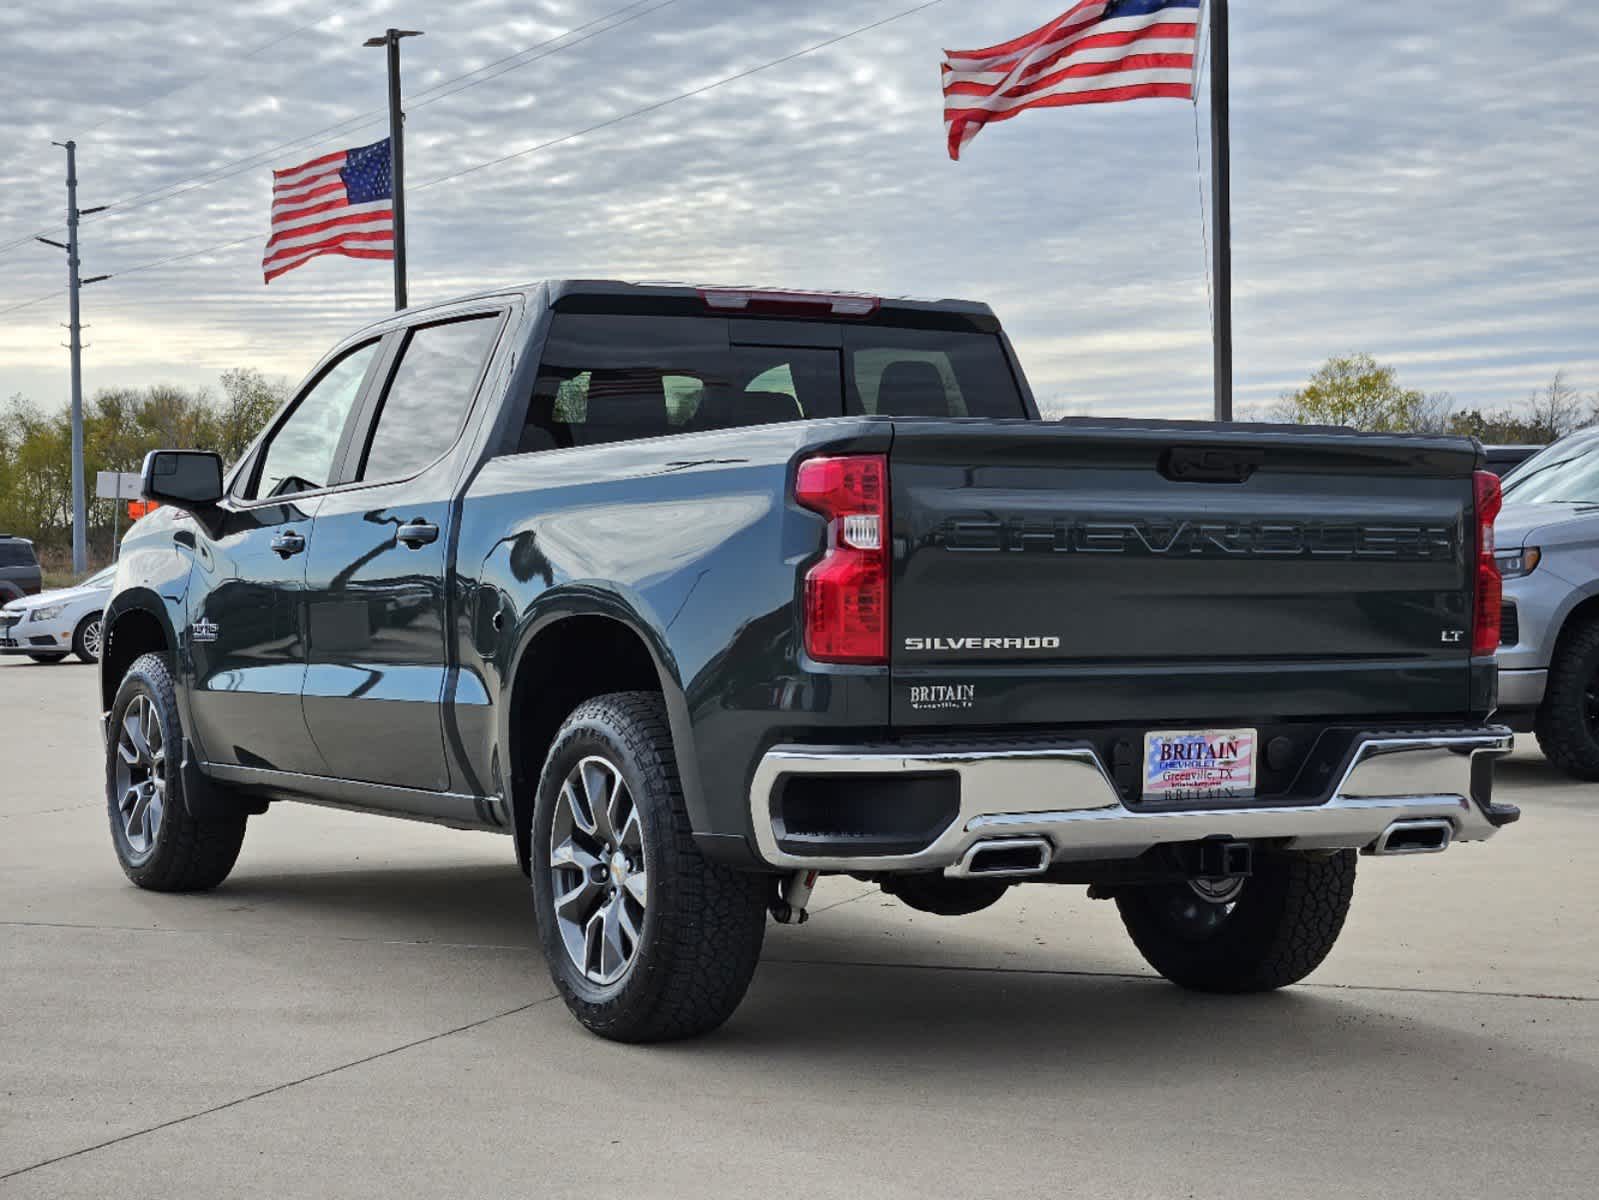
[140,450,224,511]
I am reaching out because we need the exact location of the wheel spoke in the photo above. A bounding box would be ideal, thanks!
[581,760,617,844]
[554,874,601,920]
[619,802,643,852]
[617,894,642,951]
[117,738,140,766]
[145,703,163,759]
[560,779,596,838]
[122,709,149,764]
[582,908,607,978]
[599,896,628,977]
[623,869,648,906]
[127,793,149,844]
[606,781,631,851]
[550,836,601,876]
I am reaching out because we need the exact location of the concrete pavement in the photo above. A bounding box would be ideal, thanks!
[2,654,1596,1197]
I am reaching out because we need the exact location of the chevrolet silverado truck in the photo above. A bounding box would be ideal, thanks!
[102,280,1517,1042]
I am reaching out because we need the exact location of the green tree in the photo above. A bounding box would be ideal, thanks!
[1272,354,1428,432]
[216,368,289,463]
[0,370,286,565]
[0,396,72,543]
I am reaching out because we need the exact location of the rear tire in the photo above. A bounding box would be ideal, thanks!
[73,610,104,663]
[530,692,768,1042]
[1535,616,1599,780]
[1115,850,1355,993]
[107,653,247,891]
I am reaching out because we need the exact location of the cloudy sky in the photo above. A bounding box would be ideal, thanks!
[0,0,1595,419]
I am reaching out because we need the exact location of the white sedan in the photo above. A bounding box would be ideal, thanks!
[0,565,114,664]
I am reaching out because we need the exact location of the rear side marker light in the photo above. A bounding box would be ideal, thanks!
[795,454,889,664]
[1472,469,1503,657]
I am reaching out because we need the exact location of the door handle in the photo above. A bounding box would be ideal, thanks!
[270,530,306,558]
[396,519,440,549]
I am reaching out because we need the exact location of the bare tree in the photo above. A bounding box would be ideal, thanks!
[1412,391,1456,433]
[1525,369,1584,441]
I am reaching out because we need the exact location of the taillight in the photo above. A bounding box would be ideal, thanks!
[1472,469,1503,657]
[795,454,888,664]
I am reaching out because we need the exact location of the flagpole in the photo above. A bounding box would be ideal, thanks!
[1209,0,1232,421]
[365,28,423,311]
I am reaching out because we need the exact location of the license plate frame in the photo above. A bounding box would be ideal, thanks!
[1142,728,1258,801]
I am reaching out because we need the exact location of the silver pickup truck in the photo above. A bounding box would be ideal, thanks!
[1495,427,1599,778]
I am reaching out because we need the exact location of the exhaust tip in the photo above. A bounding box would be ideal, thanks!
[950,837,1052,878]
[1370,818,1453,856]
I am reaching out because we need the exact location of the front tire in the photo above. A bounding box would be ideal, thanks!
[1535,616,1599,780]
[107,653,247,891]
[73,610,103,663]
[1115,850,1355,993]
[530,692,767,1042]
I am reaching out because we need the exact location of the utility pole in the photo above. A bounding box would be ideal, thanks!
[364,28,422,311]
[40,141,109,575]
[1209,0,1233,421]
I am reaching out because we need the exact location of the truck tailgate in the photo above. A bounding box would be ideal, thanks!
[889,420,1480,730]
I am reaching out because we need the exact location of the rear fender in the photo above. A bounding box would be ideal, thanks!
[496,583,704,844]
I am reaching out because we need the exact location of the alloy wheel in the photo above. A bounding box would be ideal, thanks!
[114,695,166,856]
[83,618,102,659]
[549,755,649,986]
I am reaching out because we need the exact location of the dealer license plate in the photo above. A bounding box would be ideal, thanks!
[1142,728,1257,800]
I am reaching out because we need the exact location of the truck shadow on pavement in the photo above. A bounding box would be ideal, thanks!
[199,860,1591,1100]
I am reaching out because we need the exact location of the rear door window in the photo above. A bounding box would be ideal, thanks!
[357,314,502,482]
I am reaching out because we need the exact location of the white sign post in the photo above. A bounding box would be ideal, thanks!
[96,471,143,561]
[95,471,142,501]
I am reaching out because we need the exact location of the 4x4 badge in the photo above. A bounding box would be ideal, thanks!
[190,619,219,644]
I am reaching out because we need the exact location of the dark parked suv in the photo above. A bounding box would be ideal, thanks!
[0,535,43,603]
[99,280,1516,1042]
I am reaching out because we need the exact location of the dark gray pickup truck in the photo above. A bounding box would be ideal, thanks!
[102,280,1516,1041]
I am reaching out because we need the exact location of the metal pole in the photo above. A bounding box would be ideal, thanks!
[384,30,408,311]
[1209,0,1233,422]
[64,140,88,573]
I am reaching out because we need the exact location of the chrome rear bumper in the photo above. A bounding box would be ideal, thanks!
[747,729,1515,874]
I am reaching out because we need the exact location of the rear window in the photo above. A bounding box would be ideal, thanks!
[513,313,1023,453]
[0,541,37,568]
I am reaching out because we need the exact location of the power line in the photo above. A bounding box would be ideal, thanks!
[0,10,336,255]
[2,0,953,307]
[414,0,951,192]
[78,11,332,139]
[37,0,679,242]
[406,0,678,116]
[0,290,60,319]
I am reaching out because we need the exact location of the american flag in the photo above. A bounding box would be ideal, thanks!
[263,137,395,283]
[942,0,1201,160]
